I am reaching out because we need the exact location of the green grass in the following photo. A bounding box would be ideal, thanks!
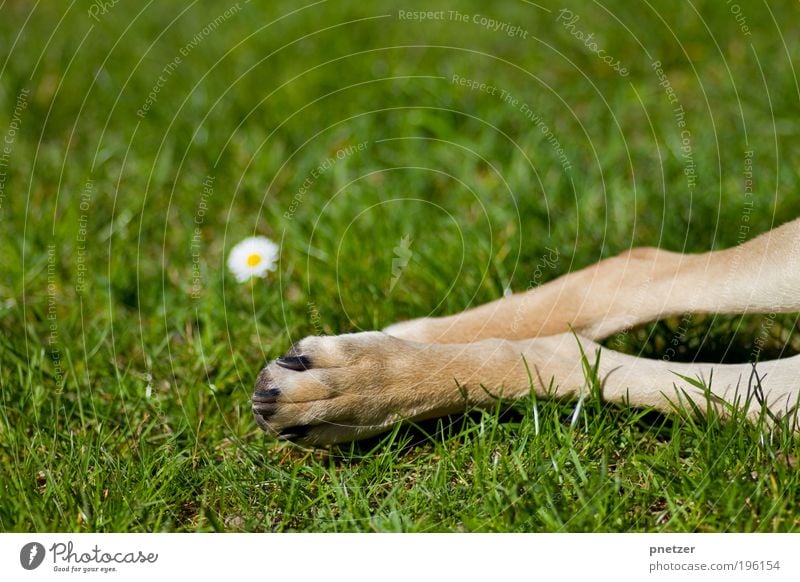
[1,0,799,532]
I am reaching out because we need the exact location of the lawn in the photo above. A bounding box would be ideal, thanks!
[1,0,799,532]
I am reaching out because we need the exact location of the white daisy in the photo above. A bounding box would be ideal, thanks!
[227,236,279,282]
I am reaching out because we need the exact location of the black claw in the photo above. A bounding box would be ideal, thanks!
[253,409,270,432]
[277,425,310,441]
[252,402,277,419]
[252,387,280,403]
[276,355,312,371]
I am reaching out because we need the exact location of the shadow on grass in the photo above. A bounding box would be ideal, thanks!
[604,313,799,364]
[329,405,678,462]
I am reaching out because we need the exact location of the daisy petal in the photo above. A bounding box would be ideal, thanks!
[228,236,279,282]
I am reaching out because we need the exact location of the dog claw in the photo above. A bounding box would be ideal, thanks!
[252,402,277,419]
[252,387,280,403]
[277,425,310,441]
[276,355,312,371]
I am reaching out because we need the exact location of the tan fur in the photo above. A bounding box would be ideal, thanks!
[253,219,800,445]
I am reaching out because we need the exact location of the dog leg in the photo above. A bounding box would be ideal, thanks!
[253,220,799,444]
[385,218,800,343]
[253,331,800,445]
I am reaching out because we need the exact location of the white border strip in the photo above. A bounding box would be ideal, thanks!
[1,533,798,581]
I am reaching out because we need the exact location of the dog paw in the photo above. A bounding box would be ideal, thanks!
[252,332,419,445]
[251,331,538,445]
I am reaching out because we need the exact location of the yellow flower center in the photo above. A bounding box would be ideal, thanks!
[246,253,262,267]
